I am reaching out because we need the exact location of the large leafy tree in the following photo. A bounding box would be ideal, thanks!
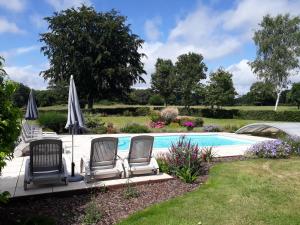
[249,14,300,111]
[175,52,207,109]
[11,82,31,108]
[290,82,300,109]
[0,56,21,203]
[247,81,276,106]
[206,68,237,108]
[151,58,175,105]
[40,6,146,109]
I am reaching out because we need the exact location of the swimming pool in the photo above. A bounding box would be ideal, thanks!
[117,134,254,151]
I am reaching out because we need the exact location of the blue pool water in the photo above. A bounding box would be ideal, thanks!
[117,134,254,151]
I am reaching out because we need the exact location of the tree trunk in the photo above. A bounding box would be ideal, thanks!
[274,91,282,111]
[87,94,94,109]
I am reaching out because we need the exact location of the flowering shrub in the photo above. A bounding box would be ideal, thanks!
[283,135,300,155]
[203,125,223,132]
[167,136,201,175]
[160,107,179,124]
[183,121,195,128]
[247,140,291,158]
[149,121,165,129]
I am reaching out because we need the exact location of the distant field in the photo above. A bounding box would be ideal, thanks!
[39,104,299,111]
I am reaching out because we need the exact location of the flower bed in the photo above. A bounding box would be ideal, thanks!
[247,140,291,158]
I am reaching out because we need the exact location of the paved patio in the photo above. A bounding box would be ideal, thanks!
[0,133,269,198]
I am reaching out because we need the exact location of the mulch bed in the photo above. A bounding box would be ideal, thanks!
[0,167,210,225]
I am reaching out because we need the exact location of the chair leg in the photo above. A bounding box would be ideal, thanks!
[24,180,28,191]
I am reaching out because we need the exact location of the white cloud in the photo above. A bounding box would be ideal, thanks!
[46,0,91,11]
[30,14,47,29]
[0,45,39,59]
[4,65,48,90]
[0,18,23,34]
[0,0,25,12]
[227,59,300,95]
[136,0,300,89]
[144,17,162,42]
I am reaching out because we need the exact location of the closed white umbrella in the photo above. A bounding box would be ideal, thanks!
[65,75,85,181]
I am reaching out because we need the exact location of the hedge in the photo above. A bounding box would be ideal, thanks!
[238,110,300,121]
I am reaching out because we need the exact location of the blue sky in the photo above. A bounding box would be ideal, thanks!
[0,0,300,94]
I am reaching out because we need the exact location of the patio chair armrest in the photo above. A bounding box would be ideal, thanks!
[62,158,68,178]
[150,157,159,169]
[116,159,125,178]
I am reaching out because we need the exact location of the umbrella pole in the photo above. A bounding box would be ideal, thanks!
[71,125,75,177]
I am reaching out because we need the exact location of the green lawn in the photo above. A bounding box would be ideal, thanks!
[38,104,299,111]
[118,158,300,225]
[98,116,262,132]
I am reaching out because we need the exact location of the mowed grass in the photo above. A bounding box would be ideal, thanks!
[118,158,300,225]
[39,104,299,111]
[99,116,262,131]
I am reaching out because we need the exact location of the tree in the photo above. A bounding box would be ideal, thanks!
[151,59,175,105]
[129,88,152,105]
[249,14,300,111]
[248,82,276,106]
[290,82,300,109]
[206,68,237,108]
[175,52,207,109]
[40,6,146,109]
[0,56,21,203]
[12,82,31,108]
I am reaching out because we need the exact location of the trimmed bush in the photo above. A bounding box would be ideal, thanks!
[120,123,150,133]
[201,108,239,119]
[203,125,223,132]
[194,117,204,127]
[149,110,161,122]
[38,112,67,133]
[160,107,179,124]
[134,107,150,116]
[148,94,164,105]
[238,110,300,121]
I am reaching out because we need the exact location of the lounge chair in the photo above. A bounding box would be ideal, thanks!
[21,121,59,143]
[124,135,159,177]
[24,139,68,190]
[83,137,124,183]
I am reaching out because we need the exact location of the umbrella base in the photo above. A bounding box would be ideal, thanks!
[68,174,84,182]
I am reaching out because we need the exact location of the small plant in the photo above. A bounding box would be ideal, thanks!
[123,179,140,199]
[156,153,170,173]
[183,121,195,131]
[0,191,10,204]
[177,166,198,183]
[168,136,201,175]
[120,123,150,133]
[160,107,179,124]
[83,196,102,225]
[247,140,291,158]
[282,135,300,155]
[203,125,223,132]
[106,122,117,134]
[194,117,204,127]
[201,147,215,163]
[149,110,161,122]
[85,115,107,134]
[149,121,165,129]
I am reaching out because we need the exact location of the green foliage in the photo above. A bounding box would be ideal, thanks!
[206,68,237,108]
[200,108,239,119]
[11,82,30,108]
[194,117,204,127]
[156,154,170,173]
[129,89,152,105]
[201,147,215,163]
[120,123,150,133]
[0,191,10,204]
[151,58,176,105]
[85,115,107,134]
[175,52,207,109]
[35,89,58,107]
[290,83,300,109]
[123,179,140,199]
[238,110,300,121]
[0,57,21,204]
[176,166,198,183]
[38,112,67,133]
[250,14,300,110]
[149,110,161,122]
[148,94,164,105]
[83,196,102,225]
[134,107,150,116]
[41,6,145,109]
[247,82,276,106]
